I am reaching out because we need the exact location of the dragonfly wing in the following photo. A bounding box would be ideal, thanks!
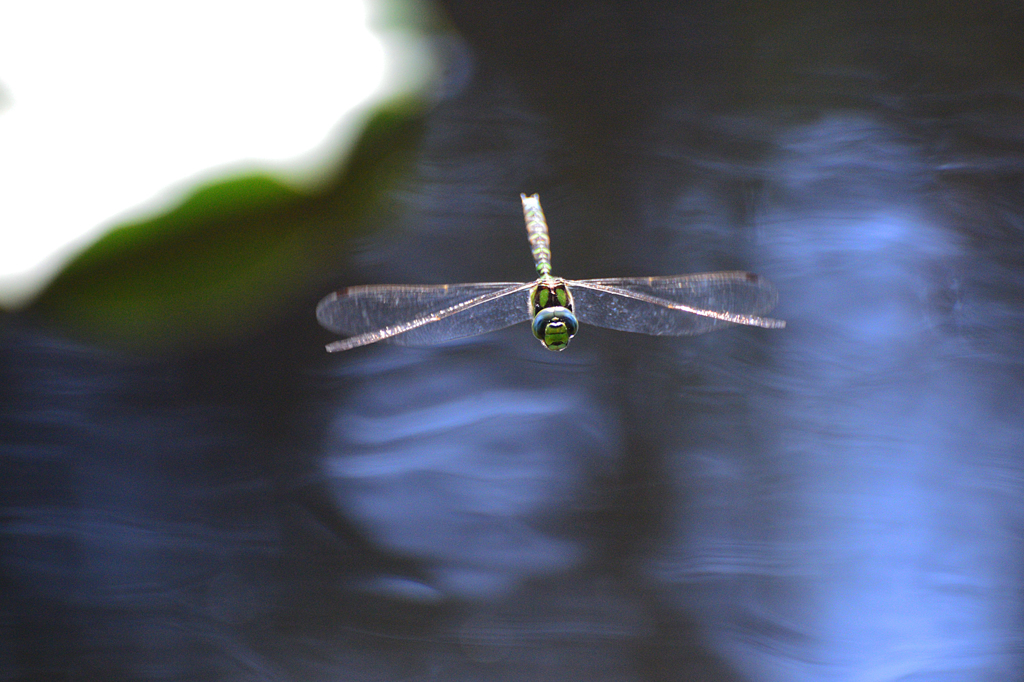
[317,282,534,351]
[570,272,785,336]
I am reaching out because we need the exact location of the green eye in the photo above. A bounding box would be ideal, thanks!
[532,306,578,351]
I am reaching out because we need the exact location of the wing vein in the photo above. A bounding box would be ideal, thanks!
[324,282,534,352]
[570,281,786,329]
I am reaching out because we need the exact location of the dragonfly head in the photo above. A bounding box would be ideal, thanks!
[532,306,578,351]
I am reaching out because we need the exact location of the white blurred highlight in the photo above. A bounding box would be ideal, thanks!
[0,0,436,308]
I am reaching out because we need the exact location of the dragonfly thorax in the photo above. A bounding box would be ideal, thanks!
[530,280,578,351]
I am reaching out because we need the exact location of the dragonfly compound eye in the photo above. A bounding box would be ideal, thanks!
[532,306,578,351]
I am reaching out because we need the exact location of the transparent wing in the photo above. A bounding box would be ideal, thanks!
[316,282,535,351]
[568,271,786,336]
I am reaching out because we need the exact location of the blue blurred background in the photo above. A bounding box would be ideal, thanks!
[3,1,1024,680]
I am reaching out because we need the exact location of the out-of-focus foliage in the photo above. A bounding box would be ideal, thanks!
[27,102,425,351]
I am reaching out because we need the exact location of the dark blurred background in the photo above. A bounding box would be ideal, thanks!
[4,0,1024,679]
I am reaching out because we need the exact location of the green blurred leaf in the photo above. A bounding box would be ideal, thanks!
[29,100,426,351]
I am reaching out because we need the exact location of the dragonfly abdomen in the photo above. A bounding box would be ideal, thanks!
[521,193,552,278]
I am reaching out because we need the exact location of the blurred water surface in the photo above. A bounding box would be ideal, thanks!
[4,1,1024,680]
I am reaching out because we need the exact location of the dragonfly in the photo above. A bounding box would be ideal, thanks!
[317,194,785,352]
